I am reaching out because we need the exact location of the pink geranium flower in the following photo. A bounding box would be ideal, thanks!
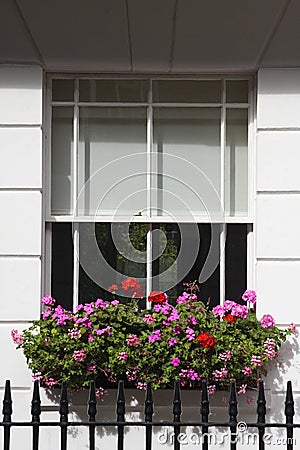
[251,355,263,366]
[171,357,180,367]
[73,350,87,361]
[242,290,257,304]
[41,295,56,306]
[11,329,23,345]
[127,334,140,346]
[260,314,275,329]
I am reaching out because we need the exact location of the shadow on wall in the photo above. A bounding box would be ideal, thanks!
[39,330,300,449]
[41,382,286,449]
[264,334,300,427]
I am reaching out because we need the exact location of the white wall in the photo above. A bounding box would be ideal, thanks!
[0,66,43,395]
[1,66,300,449]
[256,69,300,421]
[256,68,300,323]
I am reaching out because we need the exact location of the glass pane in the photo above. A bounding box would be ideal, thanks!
[78,108,147,216]
[51,107,74,215]
[226,80,248,103]
[79,79,148,102]
[51,223,73,310]
[225,224,247,302]
[152,223,179,300]
[152,80,222,103]
[153,108,221,217]
[152,224,220,307]
[52,79,74,102]
[79,223,147,305]
[225,109,248,216]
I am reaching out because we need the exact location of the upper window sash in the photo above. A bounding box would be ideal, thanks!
[47,75,254,223]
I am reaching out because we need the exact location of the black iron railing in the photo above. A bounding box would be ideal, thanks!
[0,379,298,450]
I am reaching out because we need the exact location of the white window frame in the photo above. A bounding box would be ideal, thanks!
[44,74,255,309]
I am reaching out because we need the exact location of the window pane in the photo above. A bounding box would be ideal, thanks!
[152,223,179,300]
[78,107,147,216]
[225,224,247,302]
[180,224,220,307]
[226,80,248,103]
[51,223,73,310]
[153,108,221,216]
[52,79,74,102]
[79,223,147,305]
[51,107,74,215]
[225,109,248,216]
[79,79,148,102]
[152,224,220,307]
[153,80,222,103]
[78,222,220,306]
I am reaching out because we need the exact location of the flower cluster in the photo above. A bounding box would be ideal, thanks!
[212,301,248,320]
[108,278,145,298]
[12,281,295,395]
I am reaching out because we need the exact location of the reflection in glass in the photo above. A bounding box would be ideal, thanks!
[51,107,74,214]
[153,108,221,216]
[225,109,248,216]
[79,223,147,304]
[78,222,221,307]
[153,80,222,103]
[79,79,148,102]
[226,80,248,103]
[78,108,147,215]
[52,79,74,102]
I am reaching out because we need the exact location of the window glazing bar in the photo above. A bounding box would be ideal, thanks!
[220,80,226,306]
[73,223,80,311]
[146,223,153,309]
[220,224,226,306]
[73,79,79,217]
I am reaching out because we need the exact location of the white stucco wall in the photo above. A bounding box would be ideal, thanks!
[0,64,43,449]
[1,66,300,449]
[256,68,300,323]
[256,69,300,434]
[0,65,43,391]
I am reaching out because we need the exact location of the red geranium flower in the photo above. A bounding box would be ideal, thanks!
[108,284,119,292]
[148,291,167,304]
[121,278,144,298]
[121,277,141,292]
[223,314,237,324]
[197,332,216,349]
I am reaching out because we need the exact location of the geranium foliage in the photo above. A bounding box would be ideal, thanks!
[12,282,296,395]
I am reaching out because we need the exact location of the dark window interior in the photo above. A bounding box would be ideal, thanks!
[51,222,247,310]
[225,224,247,302]
[51,223,73,310]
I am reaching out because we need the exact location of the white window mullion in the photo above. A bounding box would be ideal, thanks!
[73,223,80,310]
[146,223,153,309]
[220,80,226,305]
[221,80,226,218]
[220,223,226,306]
[73,79,79,217]
[147,79,153,218]
[146,80,153,306]
[72,82,80,311]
